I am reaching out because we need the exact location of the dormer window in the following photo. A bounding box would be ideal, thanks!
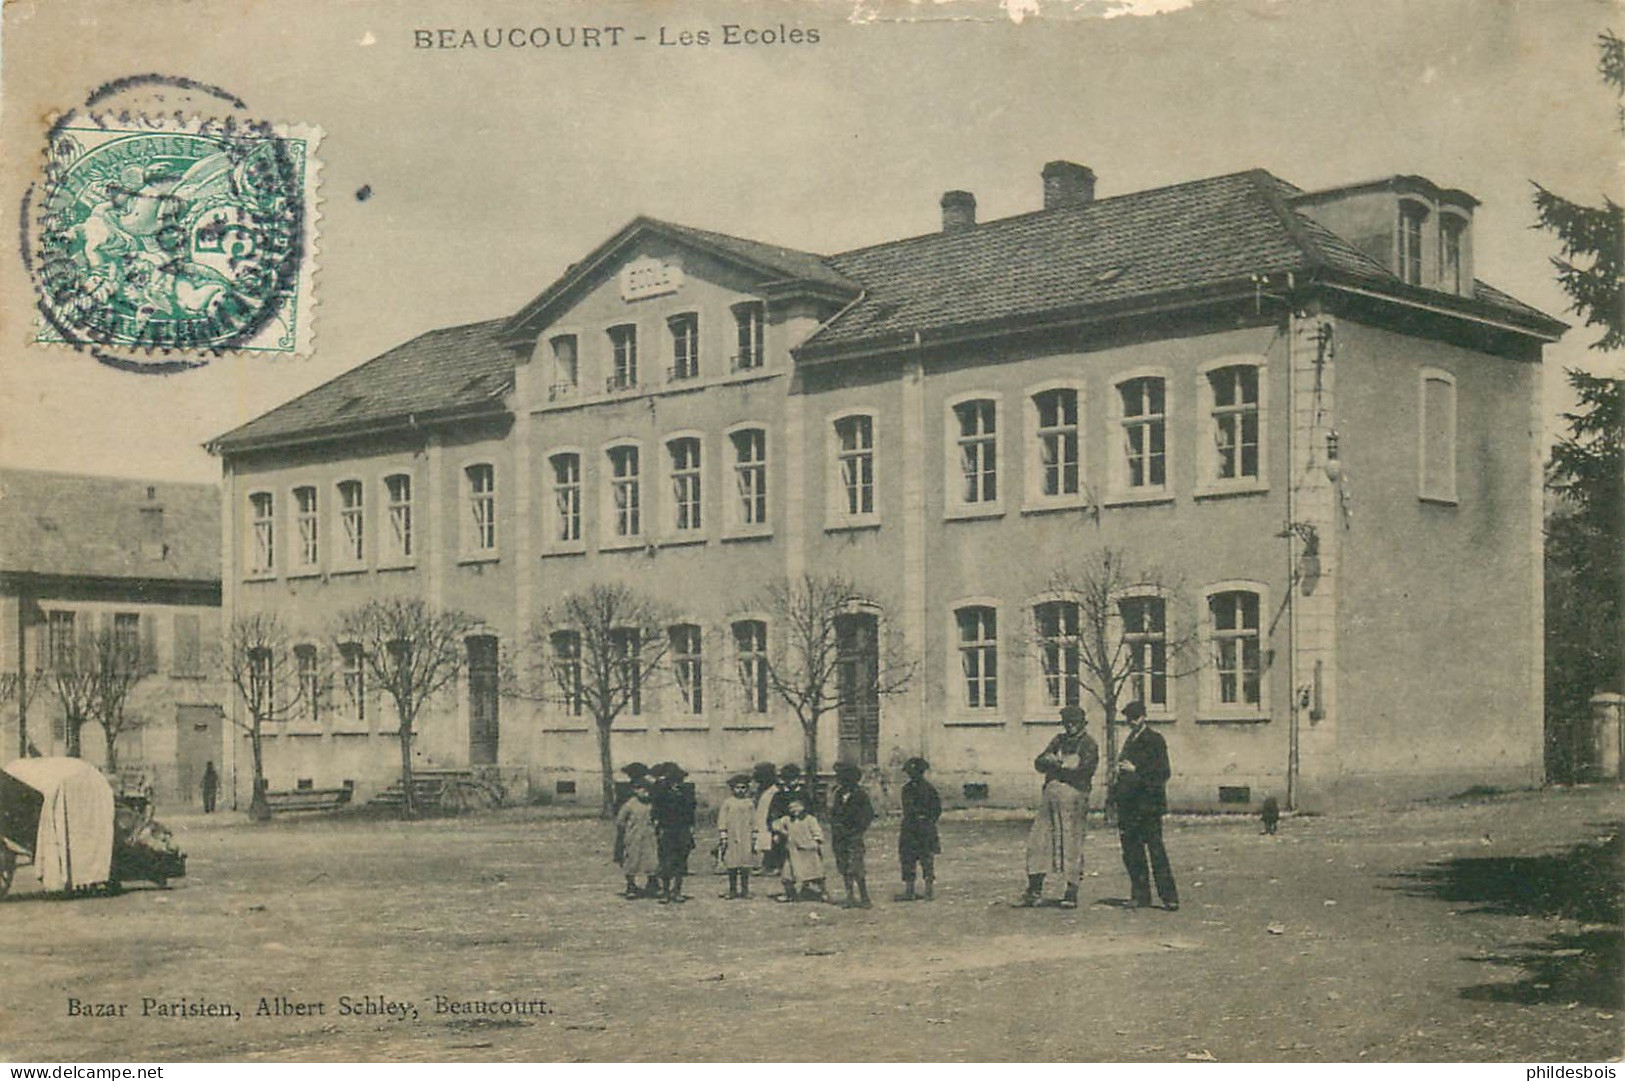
[1398,201,1428,286]
[1440,214,1467,295]
[549,334,578,399]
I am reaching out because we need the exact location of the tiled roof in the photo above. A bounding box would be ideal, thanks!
[0,469,219,582]
[803,169,1561,356]
[210,320,518,451]
[648,218,860,294]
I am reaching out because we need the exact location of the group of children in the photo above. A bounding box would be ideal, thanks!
[614,756,942,909]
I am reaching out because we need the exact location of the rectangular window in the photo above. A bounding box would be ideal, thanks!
[1440,217,1465,293]
[1210,591,1261,707]
[550,334,578,399]
[339,642,366,722]
[731,428,767,527]
[955,399,998,505]
[733,302,765,370]
[669,438,702,532]
[112,612,141,673]
[551,630,584,717]
[1034,389,1080,498]
[1034,600,1080,709]
[835,415,875,518]
[465,464,496,552]
[249,491,275,573]
[338,480,364,563]
[1420,372,1457,503]
[1209,365,1260,481]
[172,612,202,677]
[608,324,638,391]
[385,474,413,560]
[956,606,998,709]
[295,644,320,721]
[1399,203,1427,286]
[292,486,319,568]
[609,446,641,538]
[248,647,276,717]
[668,313,699,380]
[551,453,582,543]
[1120,595,1168,708]
[47,610,76,671]
[1119,377,1167,489]
[610,628,642,715]
[671,624,704,715]
[734,620,768,713]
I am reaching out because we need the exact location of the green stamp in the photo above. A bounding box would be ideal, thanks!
[29,116,321,368]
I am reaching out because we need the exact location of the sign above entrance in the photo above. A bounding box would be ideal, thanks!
[620,256,684,302]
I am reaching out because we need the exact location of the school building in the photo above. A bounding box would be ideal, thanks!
[209,162,1564,812]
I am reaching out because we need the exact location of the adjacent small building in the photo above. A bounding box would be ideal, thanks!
[0,469,226,807]
[210,163,1565,811]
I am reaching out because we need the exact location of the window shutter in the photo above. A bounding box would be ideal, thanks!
[140,615,158,675]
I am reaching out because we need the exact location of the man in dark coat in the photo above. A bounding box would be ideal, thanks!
[200,761,219,813]
[1113,701,1179,911]
[1017,705,1099,909]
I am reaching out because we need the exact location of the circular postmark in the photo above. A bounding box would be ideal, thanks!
[22,76,313,373]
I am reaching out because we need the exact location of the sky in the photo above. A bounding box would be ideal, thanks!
[1,0,1619,484]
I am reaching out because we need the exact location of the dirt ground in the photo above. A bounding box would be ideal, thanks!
[0,784,1619,1063]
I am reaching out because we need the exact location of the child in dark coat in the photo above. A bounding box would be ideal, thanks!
[650,762,696,904]
[897,757,942,902]
[828,761,876,908]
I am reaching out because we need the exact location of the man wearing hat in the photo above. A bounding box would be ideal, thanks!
[1017,705,1099,909]
[1114,701,1179,910]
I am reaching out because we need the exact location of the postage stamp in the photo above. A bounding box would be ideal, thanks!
[25,110,321,369]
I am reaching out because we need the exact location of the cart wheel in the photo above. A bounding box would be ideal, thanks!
[0,849,15,897]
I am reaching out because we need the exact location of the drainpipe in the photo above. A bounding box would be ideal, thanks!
[1283,298,1300,813]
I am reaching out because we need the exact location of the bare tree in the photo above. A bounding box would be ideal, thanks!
[0,668,46,757]
[47,627,151,771]
[225,613,322,820]
[334,598,480,819]
[528,584,670,818]
[1035,548,1202,787]
[754,572,915,779]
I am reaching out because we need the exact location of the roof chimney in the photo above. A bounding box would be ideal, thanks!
[1042,161,1096,210]
[940,190,977,233]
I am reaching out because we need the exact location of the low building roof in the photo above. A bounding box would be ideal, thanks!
[0,468,220,584]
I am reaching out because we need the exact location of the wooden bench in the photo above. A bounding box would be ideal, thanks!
[262,780,355,815]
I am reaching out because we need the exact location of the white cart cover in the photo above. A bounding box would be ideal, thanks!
[3,758,114,890]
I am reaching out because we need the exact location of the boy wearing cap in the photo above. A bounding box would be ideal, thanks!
[717,773,758,899]
[1114,700,1179,911]
[828,762,876,908]
[1017,705,1099,909]
[896,757,941,902]
[650,762,697,904]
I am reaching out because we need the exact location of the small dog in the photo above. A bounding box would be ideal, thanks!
[1260,796,1280,835]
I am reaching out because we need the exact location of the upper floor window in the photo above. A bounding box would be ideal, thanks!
[608,445,641,538]
[248,491,275,573]
[733,619,768,713]
[1206,364,1261,483]
[294,643,321,721]
[46,610,76,671]
[550,452,582,543]
[384,474,413,560]
[1419,369,1457,504]
[337,480,365,564]
[952,398,999,507]
[671,623,704,715]
[172,612,203,678]
[339,642,366,722]
[1440,215,1467,294]
[833,414,876,521]
[551,630,584,717]
[112,612,142,673]
[1032,388,1080,500]
[607,324,638,391]
[1208,589,1262,709]
[464,464,497,553]
[293,485,319,569]
[955,605,998,710]
[733,301,765,371]
[668,437,703,532]
[730,427,768,528]
[1118,376,1167,492]
[1034,600,1080,709]
[549,334,579,399]
[1398,201,1428,286]
[668,313,699,381]
[1119,593,1168,710]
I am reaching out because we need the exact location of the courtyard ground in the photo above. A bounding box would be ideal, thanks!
[0,784,1619,1063]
